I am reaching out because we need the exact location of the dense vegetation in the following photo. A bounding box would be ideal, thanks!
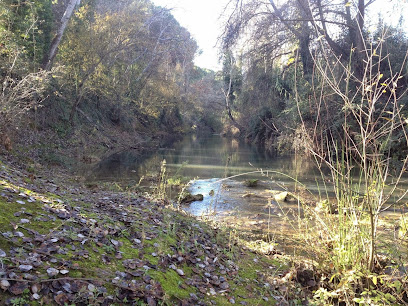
[1,0,408,304]
[0,0,224,162]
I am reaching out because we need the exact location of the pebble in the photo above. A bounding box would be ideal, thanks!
[32,293,40,300]
[0,279,10,290]
[20,219,30,224]
[229,298,235,304]
[19,265,33,272]
[88,284,96,292]
[111,239,119,246]
[47,267,59,277]
[14,231,24,237]
[176,269,184,276]
[209,287,216,295]
[0,249,6,257]
[16,200,25,205]
[219,276,226,282]
[169,264,176,270]
[62,283,71,293]
[220,282,229,290]
[60,269,69,275]
[133,239,142,244]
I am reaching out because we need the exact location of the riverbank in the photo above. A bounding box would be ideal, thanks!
[0,155,311,305]
[2,136,408,305]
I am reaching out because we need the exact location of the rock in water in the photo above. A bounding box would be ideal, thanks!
[180,193,204,204]
[274,191,288,202]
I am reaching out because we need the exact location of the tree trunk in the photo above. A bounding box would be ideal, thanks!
[42,0,79,71]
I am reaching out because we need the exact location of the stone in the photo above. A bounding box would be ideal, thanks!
[0,279,10,290]
[19,265,33,272]
[176,269,184,276]
[180,193,204,204]
[47,268,59,277]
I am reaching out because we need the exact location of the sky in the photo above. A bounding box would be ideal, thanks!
[152,0,230,71]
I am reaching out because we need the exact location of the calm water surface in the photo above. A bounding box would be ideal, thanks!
[84,135,407,235]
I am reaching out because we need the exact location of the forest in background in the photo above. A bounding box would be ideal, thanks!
[0,0,225,165]
[1,0,408,164]
[220,0,408,157]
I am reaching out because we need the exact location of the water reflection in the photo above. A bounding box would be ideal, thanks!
[83,135,408,231]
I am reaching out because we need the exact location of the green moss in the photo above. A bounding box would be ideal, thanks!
[148,269,195,301]
[119,238,139,259]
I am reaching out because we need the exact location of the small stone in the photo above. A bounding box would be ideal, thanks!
[0,279,10,290]
[32,293,40,300]
[219,276,226,282]
[153,243,159,248]
[111,239,119,246]
[229,298,235,304]
[20,219,30,224]
[209,287,216,295]
[176,269,184,276]
[220,282,229,290]
[16,200,25,205]
[263,297,269,302]
[62,283,71,293]
[151,252,157,257]
[60,269,69,275]
[50,238,59,243]
[14,231,24,237]
[0,249,6,257]
[19,265,33,272]
[88,284,96,292]
[169,264,176,270]
[77,234,85,239]
[47,267,59,277]
[133,239,142,244]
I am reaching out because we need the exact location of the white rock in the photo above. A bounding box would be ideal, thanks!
[0,279,10,290]
[88,284,96,292]
[32,293,40,300]
[16,200,25,205]
[46,267,59,277]
[176,269,184,276]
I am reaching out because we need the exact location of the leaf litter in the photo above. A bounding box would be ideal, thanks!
[0,160,292,305]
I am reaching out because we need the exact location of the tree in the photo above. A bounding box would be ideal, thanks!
[42,0,79,70]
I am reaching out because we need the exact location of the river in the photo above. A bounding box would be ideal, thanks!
[83,135,407,240]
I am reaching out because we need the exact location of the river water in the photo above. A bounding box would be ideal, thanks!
[84,135,407,238]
